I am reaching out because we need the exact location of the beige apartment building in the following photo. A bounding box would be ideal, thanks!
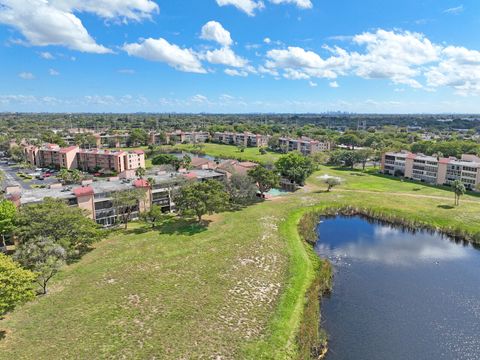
[23,144,145,173]
[279,137,333,155]
[213,132,270,147]
[148,131,210,145]
[381,151,480,190]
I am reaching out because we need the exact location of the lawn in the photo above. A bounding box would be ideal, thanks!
[172,143,281,165]
[2,167,480,359]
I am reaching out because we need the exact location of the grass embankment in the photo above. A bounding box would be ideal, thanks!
[2,167,480,359]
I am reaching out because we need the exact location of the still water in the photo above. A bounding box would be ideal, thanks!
[315,216,480,360]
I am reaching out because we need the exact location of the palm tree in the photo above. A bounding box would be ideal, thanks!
[58,168,70,184]
[452,180,466,206]
[136,167,146,179]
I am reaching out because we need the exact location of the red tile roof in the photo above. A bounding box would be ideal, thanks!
[133,179,150,188]
[73,186,94,197]
[60,146,79,153]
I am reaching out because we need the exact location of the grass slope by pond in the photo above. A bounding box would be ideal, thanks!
[2,166,480,359]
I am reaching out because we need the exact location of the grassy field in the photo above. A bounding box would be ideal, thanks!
[2,167,480,359]
[173,143,281,165]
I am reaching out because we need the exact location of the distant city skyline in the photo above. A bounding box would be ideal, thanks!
[1,0,480,113]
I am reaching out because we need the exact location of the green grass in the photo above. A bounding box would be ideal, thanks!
[2,167,480,359]
[172,143,281,165]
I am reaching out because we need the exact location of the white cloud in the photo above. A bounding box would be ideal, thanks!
[225,68,248,77]
[191,94,209,103]
[308,80,317,87]
[49,68,60,76]
[264,37,271,44]
[18,72,35,80]
[123,38,206,73]
[443,5,464,15]
[51,0,159,21]
[0,0,159,53]
[348,29,439,87]
[39,51,55,59]
[200,21,233,47]
[216,0,265,16]
[264,30,441,89]
[0,0,111,53]
[204,47,249,68]
[426,46,480,96]
[329,81,339,88]
[268,0,312,9]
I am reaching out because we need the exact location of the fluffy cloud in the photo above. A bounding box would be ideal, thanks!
[216,0,265,16]
[225,68,248,77]
[268,0,312,9]
[51,0,159,21]
[0,0,158,53]
[204,47,248,68]
[49,69,60,76]
[348,30,439,87]
[264,30,443,89]
[216,0,313,15]
[123,38,206,73]
[426,46,480,95]
[200,21,233,47]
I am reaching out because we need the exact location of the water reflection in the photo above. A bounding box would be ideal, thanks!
[316,216,480,360]
[317,222,470,266]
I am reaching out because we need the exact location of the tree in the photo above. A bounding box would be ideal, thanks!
[152,154,182,171]
[128,129,148,147]
[111,189,147,229]
[74,133,97,149]
[175,180,229,222]
[357,149,372,170]
[8,145,24,162]
[135,167,146,179]
[141,205,165,228]
[182,154,192,169]
[268,135,280,151]
[58,168,83,184]
[0,200,16,252]
[337,133,360,150]
[14,238,66,295]
[227,173,259,205]
[275,152,316,186]
[329,150,362,169]
[247,165,280,195]
[0,253,35,315]
[323,177,341,192]
[15,198,101,259]
[452,180,466,206]
[238,144,246,153]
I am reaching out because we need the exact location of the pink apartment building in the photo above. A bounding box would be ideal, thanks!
[23,144,145,173]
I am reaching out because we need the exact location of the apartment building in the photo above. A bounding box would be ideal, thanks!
[24,144,80,170]
[381,151,480,190]
[23,144,145,173]
[213,132,270,147]
[7,169,225,227]
[278,137,333,155]
[147,131,210,145]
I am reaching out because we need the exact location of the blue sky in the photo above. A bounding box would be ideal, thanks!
[1,0,480,113]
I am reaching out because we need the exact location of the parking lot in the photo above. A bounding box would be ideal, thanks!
[0,160,60,189]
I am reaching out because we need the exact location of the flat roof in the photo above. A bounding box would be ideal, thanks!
[18,169,224,204]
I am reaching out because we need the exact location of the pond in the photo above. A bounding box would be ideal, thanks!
[315,216,480,360]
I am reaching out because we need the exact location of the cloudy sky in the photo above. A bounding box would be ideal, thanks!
[1,0,480,113]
